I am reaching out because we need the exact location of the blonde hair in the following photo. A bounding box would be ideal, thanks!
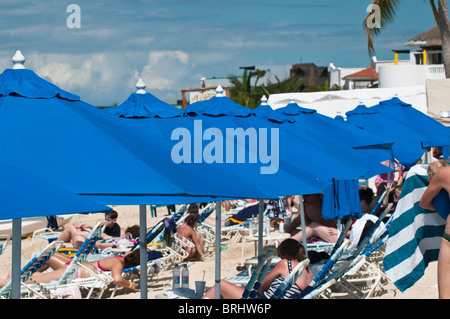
[427,160,447,181]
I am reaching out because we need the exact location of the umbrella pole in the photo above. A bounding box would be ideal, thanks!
[257,200,264,261]
[139,205,147,299]
[215,201,222,299]
[298,195,308,258]
[11,218,21,299]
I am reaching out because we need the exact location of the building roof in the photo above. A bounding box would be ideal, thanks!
[343,66,378,81]
[405,25,442,47]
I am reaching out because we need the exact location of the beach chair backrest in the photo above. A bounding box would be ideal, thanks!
[199,203,216,222]
[0,235,9,255]
[56,220,106,285]
[241,253,273,299]
[269,258,310,299]
[0,240,63,299]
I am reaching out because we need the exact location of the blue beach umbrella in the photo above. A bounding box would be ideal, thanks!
[0,161,111,219]
[104,79,183,119]
[250,99,393,181]
[0,55,311,205]
[321,179,362,220]
[271,99,394,165]
[107,84,329,299]
[346,103,435,169]
[372,97,450,149]
[254,99,386,221]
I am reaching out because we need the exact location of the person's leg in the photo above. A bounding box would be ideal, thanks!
[308,222,338,243]
[30,266,68,284]
[203,216,226,227]
[57,224,77,242]
[438,216,450,299]
[202,280,244,299]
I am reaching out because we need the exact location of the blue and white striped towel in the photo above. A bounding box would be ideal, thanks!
[383,164,446,292]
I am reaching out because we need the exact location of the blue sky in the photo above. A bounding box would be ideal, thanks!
[0,1,437,106]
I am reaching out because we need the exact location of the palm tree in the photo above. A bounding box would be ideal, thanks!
[363,0,450,77]
[228,69,266,109]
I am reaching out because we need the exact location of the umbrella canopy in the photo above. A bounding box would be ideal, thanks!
[248,100,393,181]
[270,99,394,164]
[0,54,327,206]
[0,161,111,219]
[104,79,183,119]
[105,84,330,198]
[345,103,436,169]
[371,97,450,149]
[321,179,362,220]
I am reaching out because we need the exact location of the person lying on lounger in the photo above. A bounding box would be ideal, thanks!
[201,239,313,299]
[0,249,142,292]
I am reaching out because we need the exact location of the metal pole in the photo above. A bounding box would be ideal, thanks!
[257,200,264,261]
[214,201,222,299]
[298,195,308,258]
[139,205,147,299]
[11,219,21,299]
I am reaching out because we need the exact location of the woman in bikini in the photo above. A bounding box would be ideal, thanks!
[177,213,205,261]
[2,249,141,291]
[202,239,313,299]
[420,164,450,299]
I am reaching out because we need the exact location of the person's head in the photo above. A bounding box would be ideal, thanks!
[184,213,200,228]
[125,225,140,240]
[303,194,322,205]
[427,160,447,181]
[277,239,306,262]
[123,249,140,269]
[187,204,199,215]
[105,210,118,228]
[359,187,374,207]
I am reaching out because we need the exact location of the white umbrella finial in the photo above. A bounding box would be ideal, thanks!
[260,95,268,105]
[12,50,25,69]
[215,85,224,97]
[136,78,146,94]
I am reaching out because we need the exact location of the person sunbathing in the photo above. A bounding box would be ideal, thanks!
[177,213,205,261]
[0,249,141,292]
[201,239,313,299]
[282,194,338,244]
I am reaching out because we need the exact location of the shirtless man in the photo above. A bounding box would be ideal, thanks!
[57,223,93,248]
[283,193,338,244]
[420,165,450,299]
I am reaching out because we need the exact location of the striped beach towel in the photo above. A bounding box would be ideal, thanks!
[383,164,446,292]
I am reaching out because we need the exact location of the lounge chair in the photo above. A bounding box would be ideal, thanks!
[0,240,63,299]
[0,235,9,255]
[298,204,393,299]
[241,253,273,299]
[39,221,111,299]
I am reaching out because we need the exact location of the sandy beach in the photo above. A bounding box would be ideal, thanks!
[0,204,439,300]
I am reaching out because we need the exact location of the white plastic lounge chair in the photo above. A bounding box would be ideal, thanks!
[240,253,273,299]
[0,240,63,299]
[300,204,393,299]
[0,235,9,255]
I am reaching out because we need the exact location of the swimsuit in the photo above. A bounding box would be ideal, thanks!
[97,255,124,272]
[260,260,303,299]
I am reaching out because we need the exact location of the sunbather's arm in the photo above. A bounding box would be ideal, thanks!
[420,166,450,210]
[110,263,136,291]
[258,261,284,294]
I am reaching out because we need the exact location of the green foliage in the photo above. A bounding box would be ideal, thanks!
[228,70,336,109]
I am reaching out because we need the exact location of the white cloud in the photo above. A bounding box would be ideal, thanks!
[137,50,193,92]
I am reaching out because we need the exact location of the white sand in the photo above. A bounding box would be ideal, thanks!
[0,205,439,299]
